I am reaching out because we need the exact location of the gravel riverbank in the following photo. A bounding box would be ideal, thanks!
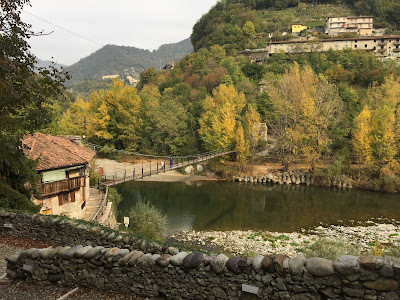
[171,220,400,257]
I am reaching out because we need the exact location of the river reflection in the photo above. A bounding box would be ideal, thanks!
[116,181,400,233]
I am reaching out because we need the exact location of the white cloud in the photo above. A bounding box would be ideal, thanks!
[22,0,218,65]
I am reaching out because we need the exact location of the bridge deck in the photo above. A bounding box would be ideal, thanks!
[99,150,234,187]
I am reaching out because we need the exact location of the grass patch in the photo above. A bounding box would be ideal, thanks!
[300,237,363,260]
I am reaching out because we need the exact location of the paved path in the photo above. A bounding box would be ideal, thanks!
[83,188,104,221]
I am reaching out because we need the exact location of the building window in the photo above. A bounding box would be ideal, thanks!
[354,45,357,48]
[374,40,376,42]
[365,44,368,48]
[355,40,357,43]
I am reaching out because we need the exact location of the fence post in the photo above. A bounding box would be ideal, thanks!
[142,166,144,179]
[133,168,135,180]
[157,162,158,174]
[124,170,126,183]
[150,164,151,177]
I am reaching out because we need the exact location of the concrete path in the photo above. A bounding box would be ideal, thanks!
[83,187,104,221]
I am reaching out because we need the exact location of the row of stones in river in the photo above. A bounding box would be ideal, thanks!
[233,172,352,189]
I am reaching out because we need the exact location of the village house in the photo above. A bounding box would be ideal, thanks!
[22,133,95,218]
[325,16,373,36]
[291,24,307,34]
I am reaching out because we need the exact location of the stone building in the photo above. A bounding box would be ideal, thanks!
[239,35,400,61]
[22,133,95,218]
[325,16,373,36]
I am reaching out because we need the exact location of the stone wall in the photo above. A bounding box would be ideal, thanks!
[2,211,400,299]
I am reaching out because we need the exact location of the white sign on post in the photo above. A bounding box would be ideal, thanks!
[123,217,129,229]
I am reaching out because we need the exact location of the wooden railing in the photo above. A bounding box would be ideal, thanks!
[39,176,85,196]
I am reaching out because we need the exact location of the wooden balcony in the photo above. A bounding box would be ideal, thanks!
[39,176,86,197]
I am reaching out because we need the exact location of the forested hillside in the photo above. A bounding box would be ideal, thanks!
[192,0,400,52]
[65,38,193,84]
[52,0,400,191]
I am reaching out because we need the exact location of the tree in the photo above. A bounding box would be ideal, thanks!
[234,123,249,173]
[0,0,68,211]
[353,106,373,171]
[198,85,246,150]
[265,63,343,170]
[243,21,256,36]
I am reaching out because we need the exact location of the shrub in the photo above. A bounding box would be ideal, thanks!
[300,237,362,260]
[107,187,122,216]
[128,201,167,240]
[0,182,40,213]
[89,159,100,186]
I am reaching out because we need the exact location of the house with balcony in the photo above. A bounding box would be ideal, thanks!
[326,16,373,36]
[22,133,95,218]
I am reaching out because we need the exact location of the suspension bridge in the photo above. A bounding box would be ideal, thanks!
[85,144,235,222]
[88,143,235,186]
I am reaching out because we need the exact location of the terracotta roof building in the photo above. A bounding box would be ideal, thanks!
[22,133,95,171]
[22,133,95,218]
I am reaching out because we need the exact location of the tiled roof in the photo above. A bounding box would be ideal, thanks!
[22,133,95,171]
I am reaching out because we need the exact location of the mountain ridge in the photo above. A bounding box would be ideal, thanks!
[65,38,193,84]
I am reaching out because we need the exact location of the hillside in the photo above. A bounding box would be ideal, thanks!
[64,38,193,84]
[35,58,67,71]
[191,0,400,52]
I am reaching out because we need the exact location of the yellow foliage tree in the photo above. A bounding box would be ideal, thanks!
[265,63,343,170]
[356,75,400,175]
[353,106,373,167]
[199,85,246,151]
[234,123,249,173]
[59,97,90,136]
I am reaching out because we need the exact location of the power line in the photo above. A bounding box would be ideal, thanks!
[23,10,104,47]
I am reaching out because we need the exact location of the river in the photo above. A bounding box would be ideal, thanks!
[116,181,400,233]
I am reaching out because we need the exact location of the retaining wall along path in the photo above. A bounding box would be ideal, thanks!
[2,211,400,299]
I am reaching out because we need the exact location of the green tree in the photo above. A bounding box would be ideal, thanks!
[243,21,256,36]
[0,0,68,212]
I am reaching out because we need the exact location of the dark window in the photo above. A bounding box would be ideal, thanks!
[374,39,376,42]
[355,45,357,48]
[381,39,384,42]
[365,44,368,48]
[355,40,358,43]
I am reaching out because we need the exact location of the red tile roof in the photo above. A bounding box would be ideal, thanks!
[22,133,95,171]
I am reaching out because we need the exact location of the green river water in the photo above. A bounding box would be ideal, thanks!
[116,181,400,233]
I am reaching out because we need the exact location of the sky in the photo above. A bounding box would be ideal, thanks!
[21,0,219,66]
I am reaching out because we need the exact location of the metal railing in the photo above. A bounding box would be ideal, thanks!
[91,182,109,222]
[98,146,234,186]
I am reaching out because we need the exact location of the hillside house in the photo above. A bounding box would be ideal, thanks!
[325,16,373,36]
[291,24,307,34]
[22,133,95,218]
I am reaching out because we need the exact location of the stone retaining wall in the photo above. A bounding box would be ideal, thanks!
[2,211,400,299]
[0,211,167,254]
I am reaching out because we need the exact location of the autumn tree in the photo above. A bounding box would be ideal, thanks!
[198,85,246,151]
[353,106,373,175]
[354,75,400,176]
[234,123,249,173]
[265,63,343,171]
